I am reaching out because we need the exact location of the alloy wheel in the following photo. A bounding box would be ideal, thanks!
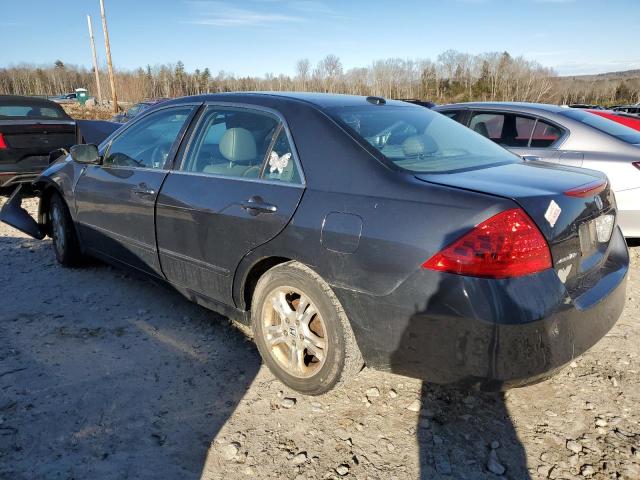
[261,287,327,378]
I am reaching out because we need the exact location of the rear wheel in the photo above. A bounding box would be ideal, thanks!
[252,261,363,395]
[49,193,83,267]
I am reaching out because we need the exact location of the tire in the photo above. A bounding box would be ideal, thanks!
[49,193,83,267]
[252,261,363,395]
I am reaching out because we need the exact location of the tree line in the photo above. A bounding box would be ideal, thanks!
[1,50,638,107]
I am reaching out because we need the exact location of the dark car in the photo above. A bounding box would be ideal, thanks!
[0,95,76,189]
[111,99,169,123]
[1,93,628,395]
[434,102,640,237]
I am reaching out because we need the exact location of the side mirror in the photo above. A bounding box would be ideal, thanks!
[70,144,100,164]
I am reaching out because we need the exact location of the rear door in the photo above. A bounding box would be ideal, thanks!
[156,104,305,304]
[74,105,197,277]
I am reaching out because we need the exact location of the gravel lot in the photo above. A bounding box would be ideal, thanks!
[0,197,638,480]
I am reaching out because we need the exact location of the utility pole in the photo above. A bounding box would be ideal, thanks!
[86,15,103,104]
[99,0,118,113]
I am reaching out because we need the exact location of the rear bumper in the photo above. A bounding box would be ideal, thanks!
[334,226,629,389]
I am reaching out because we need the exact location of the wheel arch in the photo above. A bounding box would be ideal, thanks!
[236,255,293,312]
[35,180,65,236]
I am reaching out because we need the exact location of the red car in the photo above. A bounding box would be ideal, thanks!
[587,109,640,131]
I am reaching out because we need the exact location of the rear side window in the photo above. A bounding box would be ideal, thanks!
[469,112,562,148]
[181,106,302,183]
[0,102,67,119]
[561,109,640,144]
[327,105,518,174]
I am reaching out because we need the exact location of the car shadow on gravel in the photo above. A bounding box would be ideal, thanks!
[0,236,261,480]
[390,293,532,478]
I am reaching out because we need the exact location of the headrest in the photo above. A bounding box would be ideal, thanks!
[219,128,257,163]
[402,135,438,157]
[473,121,490,138]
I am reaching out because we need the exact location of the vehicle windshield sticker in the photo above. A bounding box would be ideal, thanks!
[544,200,561,228]
[557,264,572,283]
[269,151,291,174]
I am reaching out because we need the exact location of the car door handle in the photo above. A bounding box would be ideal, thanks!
[240,196,277,214]
[132,186,156,196]
[521,155,542,162]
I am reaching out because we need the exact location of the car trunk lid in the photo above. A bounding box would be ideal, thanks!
[415,161,616,297]
[0,119,76,152]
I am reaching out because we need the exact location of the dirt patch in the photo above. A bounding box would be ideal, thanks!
[0,197,638,479]
[61,102,116,120]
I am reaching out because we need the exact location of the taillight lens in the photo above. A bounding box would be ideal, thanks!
[0,133,7,149]
[422,208,552,279]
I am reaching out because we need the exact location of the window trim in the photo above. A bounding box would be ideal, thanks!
[175,101,306,186]
[468,109,568,150]
[100,103,199,172]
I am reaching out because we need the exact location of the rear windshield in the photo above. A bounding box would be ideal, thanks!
[0,102,68,119]
[326,105,518,173]
[561,109,640,144]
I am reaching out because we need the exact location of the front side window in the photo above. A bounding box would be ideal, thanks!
[182,106,301,183]
[328,105,518,174]
[103,106,192,169]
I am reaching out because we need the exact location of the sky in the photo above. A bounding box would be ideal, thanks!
[0,0,638,77]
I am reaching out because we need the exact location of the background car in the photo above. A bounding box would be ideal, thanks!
[587,109,640,131]
[0,95,76,189]
[612,104,640,116]
[111,98,169,123]
[435,102,640,237]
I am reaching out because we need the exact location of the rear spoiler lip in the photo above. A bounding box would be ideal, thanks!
[0,184,45,239]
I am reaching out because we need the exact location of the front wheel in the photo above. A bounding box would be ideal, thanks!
[252,261,363,395]
[49,193,83,267]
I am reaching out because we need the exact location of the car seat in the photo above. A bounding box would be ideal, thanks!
[203,127,257,176]
[473,121,490,138]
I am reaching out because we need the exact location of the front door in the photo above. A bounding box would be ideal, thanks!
[74,105,196,277]
[155,105,305,304]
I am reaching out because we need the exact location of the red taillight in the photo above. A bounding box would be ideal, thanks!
[564,179,607,197]
[422,208,552,279]
[0,133,7,149]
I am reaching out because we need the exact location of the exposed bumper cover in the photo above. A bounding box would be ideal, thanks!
[0,184,45,239]
[334,226,629,389]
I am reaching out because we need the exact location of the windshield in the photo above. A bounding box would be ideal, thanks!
[326,105,519,173]
[561,109,640,144]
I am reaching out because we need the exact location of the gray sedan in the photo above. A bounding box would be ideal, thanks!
[435,102,640,237]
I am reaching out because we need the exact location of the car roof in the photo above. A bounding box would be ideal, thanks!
[161,92,411,109]
[436,102,568,115]
[0,94,67,109]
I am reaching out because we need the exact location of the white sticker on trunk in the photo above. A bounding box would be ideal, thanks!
[544,200,561,228]
[557,264,572,283]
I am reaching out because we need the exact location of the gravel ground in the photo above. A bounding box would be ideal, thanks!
[0,197,638,480]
